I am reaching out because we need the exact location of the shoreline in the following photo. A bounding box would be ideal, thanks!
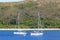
[0,28,60,30]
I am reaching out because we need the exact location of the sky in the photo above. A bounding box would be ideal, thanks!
[0,0,24,2]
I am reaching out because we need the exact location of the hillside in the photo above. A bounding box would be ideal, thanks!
[0,0,60,28]
[0,0,60,6]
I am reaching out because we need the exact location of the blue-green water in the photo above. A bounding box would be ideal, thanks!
[0,30,60,40]
[0,0,24,2]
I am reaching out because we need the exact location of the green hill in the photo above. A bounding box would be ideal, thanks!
[0,0,60,28]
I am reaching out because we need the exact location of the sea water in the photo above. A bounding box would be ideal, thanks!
[0,30,60,40]
[0,0,24,2]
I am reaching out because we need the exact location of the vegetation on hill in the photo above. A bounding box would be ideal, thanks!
[0,1,60,28]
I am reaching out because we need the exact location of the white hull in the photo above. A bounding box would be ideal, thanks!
[31,32,43,36]
[14,32,27,36]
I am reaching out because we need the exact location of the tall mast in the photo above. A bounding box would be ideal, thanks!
[38,12,42,32]
[17,13,20,29]
[38,12,40,30]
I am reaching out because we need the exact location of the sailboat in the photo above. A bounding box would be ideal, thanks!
[14,13,27,36]
[31,12,43,36]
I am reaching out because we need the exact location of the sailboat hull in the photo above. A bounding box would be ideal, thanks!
[31,32,43,36]
[14,32,27,35]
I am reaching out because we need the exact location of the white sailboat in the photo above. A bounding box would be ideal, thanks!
[31,12,43,36]
[14,13,27,36]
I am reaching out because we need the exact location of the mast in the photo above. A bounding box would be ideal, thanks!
[17,13,20,29]
[38,12,43,32]
[38,12,40,31]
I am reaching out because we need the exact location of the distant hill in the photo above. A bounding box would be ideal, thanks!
[0,0,60,28]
